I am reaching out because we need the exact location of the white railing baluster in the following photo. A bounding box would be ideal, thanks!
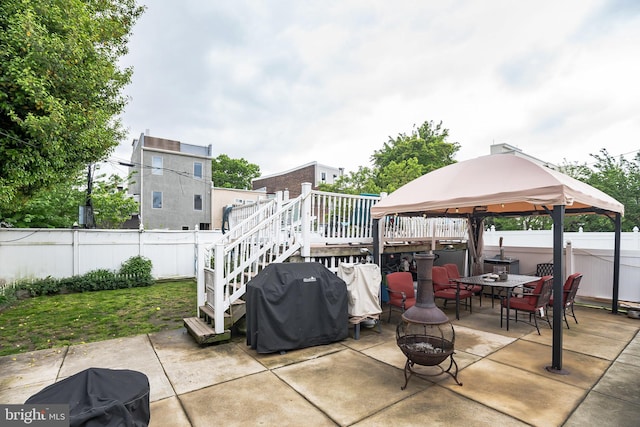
[200,187,468,335]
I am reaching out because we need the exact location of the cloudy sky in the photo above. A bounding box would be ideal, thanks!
[109,0,640,177]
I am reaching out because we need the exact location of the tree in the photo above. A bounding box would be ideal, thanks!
[1,169,138,229]
[318,166,379,195]
[376,157,425,194]
[0,0,144,210]
[212,154,261,189]
[323,120,460,195]
[570,149,639,232]
[372,120,460,176]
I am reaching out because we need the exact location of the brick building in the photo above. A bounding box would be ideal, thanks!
[252,162,344,198]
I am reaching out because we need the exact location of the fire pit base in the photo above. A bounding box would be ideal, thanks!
[401,353,462,389]
[396,328,462,389]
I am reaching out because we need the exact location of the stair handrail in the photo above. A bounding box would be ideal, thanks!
[205,186,309,333]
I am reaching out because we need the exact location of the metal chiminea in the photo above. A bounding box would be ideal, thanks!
[396,253,462,388]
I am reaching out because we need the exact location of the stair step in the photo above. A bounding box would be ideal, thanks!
[183,317,231,345]
[199,301,246,329]
[199,304,215,322]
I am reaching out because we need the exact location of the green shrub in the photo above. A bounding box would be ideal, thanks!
[9,276,60,297]
[0,282,18,307]
[119,256,152,277]
[1,256,155,308]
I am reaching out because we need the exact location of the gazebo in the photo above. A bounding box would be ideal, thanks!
[370,154,624,373]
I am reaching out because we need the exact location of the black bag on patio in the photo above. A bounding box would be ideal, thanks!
[25,367,150,427]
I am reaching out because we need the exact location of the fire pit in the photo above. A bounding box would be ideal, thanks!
[396,254,462,389]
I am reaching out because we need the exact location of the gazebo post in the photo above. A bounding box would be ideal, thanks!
[547,205,567,374]
[612,213,622,314]
[372,219,380,267]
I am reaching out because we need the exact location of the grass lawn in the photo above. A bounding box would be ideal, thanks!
[0,280,196,357]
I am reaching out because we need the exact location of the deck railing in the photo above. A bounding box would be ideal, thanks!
[308,190,381,244]
[382,216,468,244]
[198,183,469,334]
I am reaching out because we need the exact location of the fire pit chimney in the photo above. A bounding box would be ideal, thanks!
[401,254,449,325]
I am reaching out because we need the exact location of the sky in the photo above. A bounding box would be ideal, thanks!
[107,0,640,178]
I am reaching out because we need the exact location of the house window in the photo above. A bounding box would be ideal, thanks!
[152,191,163,209]
[321,172,326,182]
[194,194,203,211]
[199,223,210,230]
[152,156,163,175]
[194,162,203,179]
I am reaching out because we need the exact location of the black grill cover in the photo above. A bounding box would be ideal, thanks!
[26,367,150,427]
[246,263,348,353]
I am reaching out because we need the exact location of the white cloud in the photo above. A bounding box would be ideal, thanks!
[112,0,640,177]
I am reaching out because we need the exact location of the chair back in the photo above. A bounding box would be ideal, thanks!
[526,275,552,306]
[432,266,451,291]
[534,276,554,308]
[386,272,415,306]
[536,263,554,277]
[443,263,461,280]
[563,273,583,307]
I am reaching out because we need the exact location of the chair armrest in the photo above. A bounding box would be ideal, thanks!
[387,288,407,302]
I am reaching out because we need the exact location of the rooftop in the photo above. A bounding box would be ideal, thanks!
[1,301,638,426]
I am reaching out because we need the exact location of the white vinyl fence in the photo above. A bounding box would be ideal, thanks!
[1,227,639,304]
[0,229,223,283]
[483,228,640,303]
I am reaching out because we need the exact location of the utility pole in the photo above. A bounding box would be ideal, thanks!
[85,164,96,228]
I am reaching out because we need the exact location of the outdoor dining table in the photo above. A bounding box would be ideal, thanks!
[451,274,540,330]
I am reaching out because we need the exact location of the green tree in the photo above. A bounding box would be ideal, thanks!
[2,169,138,229]
[572,149,639,232]
[0,0,144,209]
[376,157,425,194]
[372,120,460,176]
[212,154,261,189]
[323,120,460,195]
[318,166,379,195]
[91,172,139,228]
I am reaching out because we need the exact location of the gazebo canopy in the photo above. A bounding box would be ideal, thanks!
[370,154,624,219]
[369,153,624,374]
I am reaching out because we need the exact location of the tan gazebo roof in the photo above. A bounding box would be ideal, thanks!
[371,154,624,218]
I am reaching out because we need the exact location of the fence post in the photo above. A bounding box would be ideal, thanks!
[138,226,144,257]
[565,241,573,279]
[301,182,312,259]
[73,229,80,276]
[213,242,225,334]
[196,239,206,314]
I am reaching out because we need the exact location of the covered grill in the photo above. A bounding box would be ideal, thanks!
[246,262,348,354]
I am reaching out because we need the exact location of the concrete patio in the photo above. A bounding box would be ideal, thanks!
[1,300,638,426]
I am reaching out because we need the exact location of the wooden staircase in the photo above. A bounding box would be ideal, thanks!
[183,299,247,345]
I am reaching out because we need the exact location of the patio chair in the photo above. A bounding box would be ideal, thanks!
[385,272,416,322]
[433,265,454,292]
[536,263,554,276]
[522,263,553,291]
[549,273,583,329]
[443,263,483,306]
[501,275,553,335]
[433,266,473,319]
